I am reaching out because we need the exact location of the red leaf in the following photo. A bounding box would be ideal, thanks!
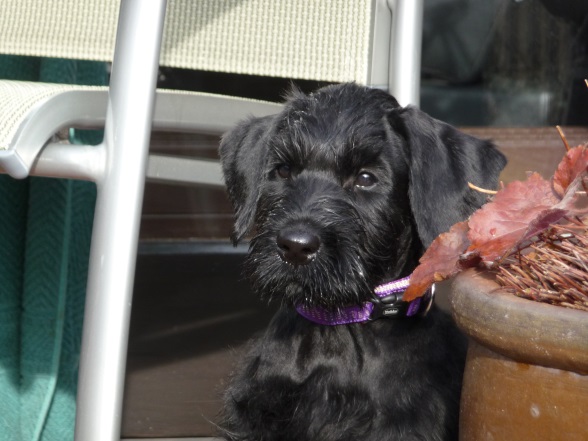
[405,142,587,302]
[404,221,473,301]
[553,144,588,196]
[466,173,562,264]
[554,167,588,218]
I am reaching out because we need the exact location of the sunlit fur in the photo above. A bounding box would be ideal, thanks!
[219,83,506,441]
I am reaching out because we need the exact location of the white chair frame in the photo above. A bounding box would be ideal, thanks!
[0,1,423,439]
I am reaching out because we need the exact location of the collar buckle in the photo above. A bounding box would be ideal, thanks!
[369,285,435,321]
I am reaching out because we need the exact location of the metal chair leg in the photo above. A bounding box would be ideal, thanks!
[74,1,168,439]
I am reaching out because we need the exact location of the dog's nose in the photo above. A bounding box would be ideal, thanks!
[277,229,320,266]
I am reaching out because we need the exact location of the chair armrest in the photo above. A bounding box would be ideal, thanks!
[0,80,282,180]
[0,81,108,178]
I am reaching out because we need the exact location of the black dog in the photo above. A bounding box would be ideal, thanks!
[219,83,506,441]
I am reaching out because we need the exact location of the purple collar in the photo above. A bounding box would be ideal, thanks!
[295,276,435,326]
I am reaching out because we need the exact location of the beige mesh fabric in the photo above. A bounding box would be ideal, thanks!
[161,0,374,83]
[0,0,119,62]
[0,81,105,150]
[0,0,374,83]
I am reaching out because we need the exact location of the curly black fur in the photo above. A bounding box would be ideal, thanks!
[219,83,506,441]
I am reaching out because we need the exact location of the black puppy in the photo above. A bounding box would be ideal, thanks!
[219,83,506,441]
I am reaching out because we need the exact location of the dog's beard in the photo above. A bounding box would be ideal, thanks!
[245,222,373,311]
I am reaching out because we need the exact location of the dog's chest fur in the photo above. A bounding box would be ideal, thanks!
[225,308,465,441]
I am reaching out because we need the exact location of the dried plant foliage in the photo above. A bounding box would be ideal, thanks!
[496,222,588,312]
[404,140,588,312]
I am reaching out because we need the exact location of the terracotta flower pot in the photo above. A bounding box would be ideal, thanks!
[449,269,588,441]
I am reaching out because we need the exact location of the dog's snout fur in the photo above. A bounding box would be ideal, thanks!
[274,172,354,267]
[219,83,507,441]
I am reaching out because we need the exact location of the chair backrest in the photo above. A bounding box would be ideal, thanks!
[0,0,413,93]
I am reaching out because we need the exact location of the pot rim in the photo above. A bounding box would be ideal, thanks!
[450,268,588,374]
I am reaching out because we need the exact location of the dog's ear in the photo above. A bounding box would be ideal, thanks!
[219,115,273,244]
[394,106,506,248]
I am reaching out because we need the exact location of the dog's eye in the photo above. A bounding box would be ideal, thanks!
[276,164,292,179]
[354,172,377,188]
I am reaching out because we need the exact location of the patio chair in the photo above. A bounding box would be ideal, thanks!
[0,1,424,439]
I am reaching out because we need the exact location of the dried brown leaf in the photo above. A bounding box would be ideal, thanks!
[406,142,588,303]
[403,221,474,301]
[553,143,588,196]
[466,173,562,264]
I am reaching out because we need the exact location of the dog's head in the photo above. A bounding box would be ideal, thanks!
[220,83,506,309]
